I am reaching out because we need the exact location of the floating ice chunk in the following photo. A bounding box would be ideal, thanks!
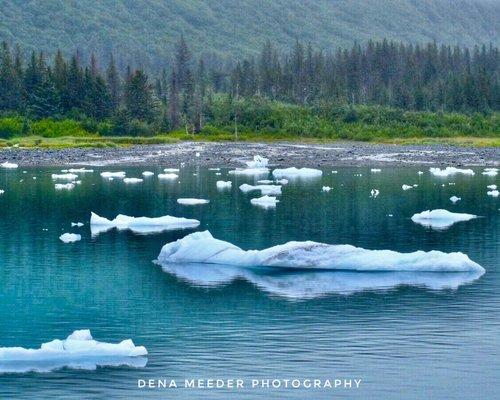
[160,263,484,299]
[157,231,484,273]
[177,198,210,205]
[158,173,178,180]
[275,179,288,185]
[0,190,4,195]
[370,189,379,198]
[216,181,232,190]
[429,167,475,177]
[228,167,269,176]
[164,168,180,172]
[482,169,498,176]
[413,184,418,187]
[487,190,499,197]
[1,162,18,169]
[100,171,126,178]
[272,167,322,179]
[371,168,381,173]
[250,196,279,208]
[54,183,75,190]
[245,155,269,168]
[209,168,220,171]
[52,173,78,181]
[0,329,147,373]
[322,186,332,192]
[68,168,94,173]
[402,184,413,190]
[123,178,143,184]
[215,172,222,176]
[59,233,81,243]
[71,222,84,227]
[195,152,200,157]
[450,196,461,203]
[239,184,282,196]
[418,171,424,175]
[257,180,273,184]
[142,171,154,177]
[484,167,498,172]
[90,212,200,235]
[487,184,497,190]
[331,170,338,174]
[411,209,477,230]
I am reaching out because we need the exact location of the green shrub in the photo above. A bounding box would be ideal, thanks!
[0,117,23,138]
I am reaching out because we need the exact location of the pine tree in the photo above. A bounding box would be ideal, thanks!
[124,69,154,121]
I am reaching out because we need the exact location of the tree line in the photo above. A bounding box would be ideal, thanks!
[0,38,498,136]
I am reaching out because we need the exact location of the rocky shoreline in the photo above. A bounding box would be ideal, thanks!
[0,142,498,167]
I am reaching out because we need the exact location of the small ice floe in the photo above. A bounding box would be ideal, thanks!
[0,190,4,195]
[158,173,178,180]
[32,177,36,180]
[164,168,180,173]
[450,196,461,203]
[51,173,78,181]
[0,329,147,373]
[322,186,332,192]
[215,172,222,176]
[90,212,200,235]
[245,155,269,168]
[59,233,81,243]
[418,171,424,175]
[354,173,362,177]
[177,198,210,205]
[429,167,475,177]
[54,183,75,190]
[1,162,18,169]
[209,168,221,171]
[275,179,288,185]
[387,214,393,217]
[195,152,200,157]
[487,190,499,197]
[402,184,413,190]
[370,168,381,173]
[411,209,477,230]
[331,170,338,174]
[239,184,282,196]
[100,171,126,179]
[482,169,498,176]
[272,167,322,179]
[216,181,232,190]
[123,178,143,184]
[257,180,273,184]
[71,222,84,227]
[228,167,269,176]
[370,189,380,198]
[142,171,154,177]
[487,184,497,190]
[156,231,484,273]
[448,182,455,186]
[68,168,94,173]
[250,195,279,208]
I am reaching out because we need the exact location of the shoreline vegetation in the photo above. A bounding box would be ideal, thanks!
[0,38,498,149]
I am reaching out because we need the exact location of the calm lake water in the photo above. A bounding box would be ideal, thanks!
[0,164,498,399]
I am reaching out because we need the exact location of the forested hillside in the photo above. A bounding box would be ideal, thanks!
[0,0,498,71]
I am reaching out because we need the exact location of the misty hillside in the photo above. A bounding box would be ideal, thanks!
[0,0,498,68]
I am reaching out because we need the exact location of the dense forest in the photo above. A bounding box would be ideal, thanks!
[0,38,499,141]
[0,0,498,69]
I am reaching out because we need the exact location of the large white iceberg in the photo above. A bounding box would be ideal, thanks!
[411,209,477,229]
[157,231,483,273]
[90,212,200,235]
[0,330,147,373]
[429,167,475,177]
[177,198,209,205]
[272,167,322,179]
[239,183,282,196]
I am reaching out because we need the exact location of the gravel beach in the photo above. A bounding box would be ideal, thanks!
[0,142,498,167]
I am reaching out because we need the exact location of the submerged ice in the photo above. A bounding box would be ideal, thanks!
[0,330,147,373]
[157,231,483,273]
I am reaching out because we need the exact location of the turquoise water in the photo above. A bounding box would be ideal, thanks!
[0,165,498,399]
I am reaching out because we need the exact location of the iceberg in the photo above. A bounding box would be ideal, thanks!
[411,209,477,230]
[68,168,94,173]
[228,167,269,176]
[90,212,200,235]
[158,173,178,180]
[142,171,154,177]
[157,231,484,273]
[402,184,413,190]
[322,186,332,192]
[370,189,380,198]
[123,178,143,184]
[177,198,209,205]
[59,233,81,243]
[54,183,75,190]
[239,183,282,196]
[429,167,475,177]
[0,190,4,195]
[245,155,269,168]
[275,179,288,185]
[71,222,84,227]
[159,263,484,299]
[1,162,18,169]
[272,167,322,179]
[487,184,497,190]
[52,173,78,181]
[216,180,232,190]
[482,169,498,176]
[164,168,180,172]
[370,168,381,173]
[487,190,499,197]
[100,171,126,178]
[450,196,461,203]
[250,196,279,208]
[0,330,147,373]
